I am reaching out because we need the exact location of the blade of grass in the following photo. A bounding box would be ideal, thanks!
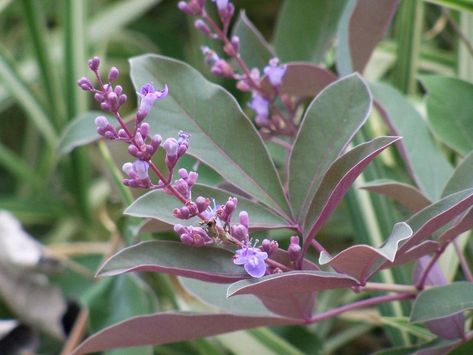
[20,0,64,130]
[64,0,91,221]
[0,143,41,189]
[0,45,57,146]
[392,0,424,94]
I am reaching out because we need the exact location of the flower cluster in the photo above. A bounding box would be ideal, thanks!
[78,56,284,278]
[178,0,292,137]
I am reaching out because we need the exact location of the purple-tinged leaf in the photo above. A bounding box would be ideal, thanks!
[410,282,473,323]
[442,150,473,197]
[228,271,358,297]
[381,240,439,269]
[179,278,277,317]
[438,208,473,245]
[303,136,400,239]
[227,271,357,320]
[288,73,372,222]
[97,241,247,283]
[273,0,347,63]
[232,11,275,71]
[336,0,400,75]
[125,184,291,230]
[360,179,431,213]
[400,188,473,252]
[261,63,337,97]
[130,55,291,219]
[413,256,465,340]
[319,222,412,282]
[371,82,453,200]
[72,312,294,355]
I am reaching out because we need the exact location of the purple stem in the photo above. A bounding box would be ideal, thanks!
[308,293,414,324]
[453,240,473,282]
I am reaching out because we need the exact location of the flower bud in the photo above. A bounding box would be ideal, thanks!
[163,138,178,157]
[108,66,119,82]
[195,196,210,212]
[78,77,93,91]
[194,19,211,35]
[151,134,162,150]
[261,238,278,256]
[95,116,109,129]
[239,211,249,228]
[88,56,100,71]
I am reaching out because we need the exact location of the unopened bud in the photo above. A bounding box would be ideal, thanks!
[108,67,119,82]
[88,56,100,71]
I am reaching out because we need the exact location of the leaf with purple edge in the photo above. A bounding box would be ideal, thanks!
[336,0,400,75]
[227,270,358,320]
[288,73,372,223]
[72,312,295,355]
[179,277,277,317]
[303,136,401,238]
[124,184,291,230]
[261,62,337,97]
[381,240,440,269]
[360,179,431,213]
[232,11,275,70]
[96,240,247,283]
[370,81,453,201]
[130,54,291,219]
[319,222,413,282]
[410,282,473,323]
[412,256,465,340]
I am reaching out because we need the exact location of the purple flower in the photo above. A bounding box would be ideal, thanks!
[248,93,269,118]
[233,246,268,278]
[263,58,287,87]
[137,83,168,120]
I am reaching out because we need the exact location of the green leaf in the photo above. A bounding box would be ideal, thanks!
[179,277,275,317]
[273,0,347,63]
[125,184,290,229]
[410,282,473,323]
[289,73,372,222]
[421,75,473,156]
[232,11,275,70]
[57,111,109,154]
[130,54,290,218]
[97,240,248,282]
[370,81,453,200]
[424,0,473,13]
[442,150,473,197]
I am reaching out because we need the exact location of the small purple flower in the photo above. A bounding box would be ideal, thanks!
[263,58,287,87]
[137,83,168,121]
[234,246,268,278]
[248,93,269,120]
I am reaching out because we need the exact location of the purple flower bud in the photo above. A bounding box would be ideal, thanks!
[122,162,134,176]
[263,58,287,87]
[214,0,228,11]
[288,236,301,262]
[139,123,150,139]
[187,202,199,216]
[202,46,220,67]
[174,178,190,197]
[239,211,249,228]
[195,196,210,212]
[163,138,178,157]
[178,168,188,179]
[173,206,190,219]
[261,238,278,257]
[151,134,162,150]
[118,94,127,105]
[230,224,248,242]
[231,36,240,53]
[88,56,100,71]
[104,131,115,139]
[100,102,111,112]
[94,92,105,102]
[132,160,149,180]
[233,246,268,278]
[78,77,93,91]
[117,129,128,140]
[211,59,234,78]
[236,79,251,92]
[128,145,139,157]
[187,171,198,187]
[114,85,123,95]
[108,67,119,82]
[95,115,109,129]
[174,224,186,235]
[194,19,211,35]
[177,1,191,14]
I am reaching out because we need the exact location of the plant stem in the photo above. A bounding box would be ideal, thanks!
[362,282,418,294]
[453,239,473,282]
[309,293,414,324]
